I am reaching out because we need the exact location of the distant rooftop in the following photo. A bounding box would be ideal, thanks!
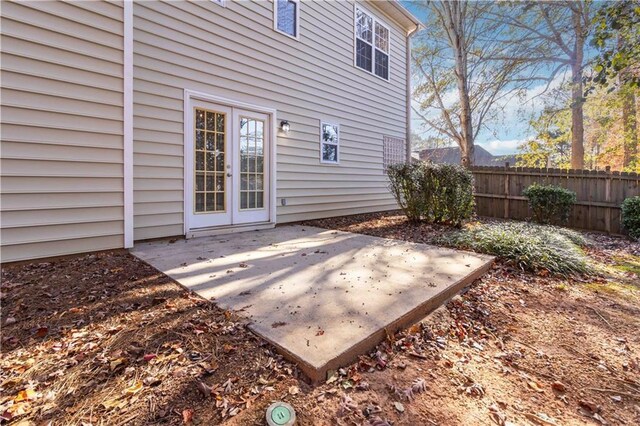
[416,145,517,167]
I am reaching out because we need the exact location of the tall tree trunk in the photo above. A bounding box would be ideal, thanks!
[570,30,585,169]
[622,87,638,168]
[448,2,474,167]
[457,75,474,167]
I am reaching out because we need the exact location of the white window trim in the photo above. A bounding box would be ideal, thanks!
[319,121,340,165]
[353,4,391,82]
[274,0,300,40]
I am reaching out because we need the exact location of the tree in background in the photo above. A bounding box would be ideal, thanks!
[591,0,640,88]
[519,82,639,172]
[412,1,542,168]
[517,98,571,169]
[590,0,640,170]
[496,1,593,169]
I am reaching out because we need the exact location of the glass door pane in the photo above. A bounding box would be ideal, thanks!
[194,108,226,213]
[239,117,265,210]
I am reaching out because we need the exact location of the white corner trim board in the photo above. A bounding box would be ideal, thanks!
[123,0,134,248]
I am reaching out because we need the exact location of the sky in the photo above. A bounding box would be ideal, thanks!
[400,1,569,156]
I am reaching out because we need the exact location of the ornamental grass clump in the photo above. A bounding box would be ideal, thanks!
[441,222,591,276]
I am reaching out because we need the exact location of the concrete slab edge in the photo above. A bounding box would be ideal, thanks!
[249,257,494,383]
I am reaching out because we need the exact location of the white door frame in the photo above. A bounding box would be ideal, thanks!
[183,89,277,235]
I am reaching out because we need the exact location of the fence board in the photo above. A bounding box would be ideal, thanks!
[470,165,640,235]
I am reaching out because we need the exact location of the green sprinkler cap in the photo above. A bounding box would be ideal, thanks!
[266,402,296,426]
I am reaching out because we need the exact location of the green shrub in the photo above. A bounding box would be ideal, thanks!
[522,183,576,225]
[424,163,475,226]
[440,222,590,276]
[621,196,640,240]
[387,163,424,222]
[387,162,474,226]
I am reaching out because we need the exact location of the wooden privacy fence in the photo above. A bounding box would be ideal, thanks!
[470,165,640,234]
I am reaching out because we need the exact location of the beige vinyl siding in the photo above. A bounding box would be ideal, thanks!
[0,0,125,262]
[132,0,407,239]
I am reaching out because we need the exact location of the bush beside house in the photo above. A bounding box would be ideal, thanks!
[387,162,474,226]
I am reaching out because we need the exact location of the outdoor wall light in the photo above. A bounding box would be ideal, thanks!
[280,120,291,134]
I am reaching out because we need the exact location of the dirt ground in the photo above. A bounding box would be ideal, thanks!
[2,212,639,425]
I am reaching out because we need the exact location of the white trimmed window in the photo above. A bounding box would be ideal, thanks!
[274,0,299,39]
[355,6,390,80]
[320,122,339,164]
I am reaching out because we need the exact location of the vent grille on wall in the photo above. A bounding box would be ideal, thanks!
[383,135,406,173]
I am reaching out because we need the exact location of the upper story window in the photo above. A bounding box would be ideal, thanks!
[275,0,299,39]
[355,6,390,80]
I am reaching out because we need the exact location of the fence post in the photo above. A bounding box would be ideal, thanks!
[605,166,611,233]
[504,162,510,219]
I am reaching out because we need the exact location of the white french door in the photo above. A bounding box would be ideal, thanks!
[186,100,271,230]
[232,109,270,224]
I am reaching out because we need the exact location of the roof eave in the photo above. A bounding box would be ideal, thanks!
[371,0,423,35]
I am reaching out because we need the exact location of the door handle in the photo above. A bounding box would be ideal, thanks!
[226,172,232,177]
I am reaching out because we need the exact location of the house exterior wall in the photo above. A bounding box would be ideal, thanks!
[132,0,408,240]
[0,0,125,262]
[0,0,412,262]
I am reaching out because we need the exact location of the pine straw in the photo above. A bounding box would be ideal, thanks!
[0,251,299,425]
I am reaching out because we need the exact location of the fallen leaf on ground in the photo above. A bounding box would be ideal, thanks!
[337,394,358,417]
[182,408,194,424]
[412,378,428,393]
[196,381,212,398]
[102,397,127,410]
[523,412,559,425]
[528,381,544,393]
[489,403,506,426]
[579,400,599,413]
[14,389,36,402]
[592,412,609,425]
[124,381,143,395]
[110,357,127,371]
[393,401,405,413]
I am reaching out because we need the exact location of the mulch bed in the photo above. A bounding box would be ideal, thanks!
[0,251,301,425]
[2,211,639,425]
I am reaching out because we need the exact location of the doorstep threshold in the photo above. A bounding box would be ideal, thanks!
[186,222,275,239]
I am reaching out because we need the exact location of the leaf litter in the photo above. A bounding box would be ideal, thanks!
[1,211,639,425]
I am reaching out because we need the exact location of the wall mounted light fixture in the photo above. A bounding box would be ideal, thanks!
[280,120,291,134]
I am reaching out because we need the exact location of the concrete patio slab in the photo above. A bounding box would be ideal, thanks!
[131,225,493,382]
